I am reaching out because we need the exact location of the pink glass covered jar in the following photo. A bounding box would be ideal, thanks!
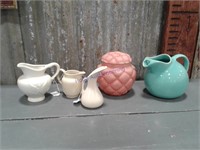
[97,51,136,96]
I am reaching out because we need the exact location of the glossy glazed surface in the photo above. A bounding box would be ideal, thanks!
[98,51,136,96]
[143,54,189,99]
[17,62,60,102]
[81,66,107,108]
[57,69,85,98]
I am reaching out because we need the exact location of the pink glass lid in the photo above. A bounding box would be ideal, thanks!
[101,51,132,64]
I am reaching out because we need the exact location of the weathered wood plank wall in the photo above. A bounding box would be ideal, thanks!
[0,0,198,85]
[1,8,24,84]
[191,34,200,79]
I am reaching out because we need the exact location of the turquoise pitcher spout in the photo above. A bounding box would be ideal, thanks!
[142,54,171,72]
[142,57,157,68]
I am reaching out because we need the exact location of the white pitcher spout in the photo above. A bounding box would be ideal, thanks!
[17,62,46,76]
[88,66,107,78]
[78,71,86,75]
[17,63,46,71]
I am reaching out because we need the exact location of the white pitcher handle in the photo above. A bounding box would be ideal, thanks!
[82,77,88,93]
[45,62,60,81]
[57,68,66,84]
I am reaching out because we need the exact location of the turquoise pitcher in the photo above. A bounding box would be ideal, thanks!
[142,54,189,99]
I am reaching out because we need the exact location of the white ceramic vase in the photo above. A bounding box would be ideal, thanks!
[81,66,107,109]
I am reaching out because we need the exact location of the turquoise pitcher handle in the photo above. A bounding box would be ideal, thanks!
[172,54,189,72]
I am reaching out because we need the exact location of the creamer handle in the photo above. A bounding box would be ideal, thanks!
[172,54,189,72]
[57,69,66,84]
[45,62,60,81]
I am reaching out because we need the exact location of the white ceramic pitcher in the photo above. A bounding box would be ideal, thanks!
[17,62,60,102]
[81,66,107,109]
[57,69,85,98]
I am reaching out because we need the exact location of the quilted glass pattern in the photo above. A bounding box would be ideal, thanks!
[98,51,136,96]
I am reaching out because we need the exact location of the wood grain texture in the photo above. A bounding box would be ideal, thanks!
[191,34,200,79]
[1,81,200,149]
[161,1,199,77]
[2,0,198,85]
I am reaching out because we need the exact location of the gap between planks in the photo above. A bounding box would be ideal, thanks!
[1,109,199,122]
